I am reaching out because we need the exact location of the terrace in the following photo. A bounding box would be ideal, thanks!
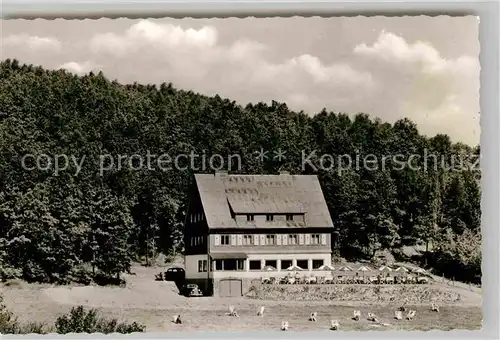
[257,264,433,285]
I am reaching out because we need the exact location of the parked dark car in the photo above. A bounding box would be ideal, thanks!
[181,283,203,297]
[164,267,185,281]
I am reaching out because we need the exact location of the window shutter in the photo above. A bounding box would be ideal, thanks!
[321,234,327,245]
[276,234,282,245]
[231,235,237,245]
[305,234,311,245]
[214,235,220,246]
[237,235,243,246]
[282,234,288,245]
[260,235,266,245]
[299,234,304,245]
[254,234,259,245]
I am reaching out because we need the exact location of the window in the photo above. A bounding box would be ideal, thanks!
[311,234,321,245]
[286,214,294,221]
[265,260,277,269]
[266,214,274,221]
[198,260,208,272]
[288,234,298,245]
[296,259,308,270]
[233,259,245,271]
[221,235,230,245]
[312,259,324,269]
[281,260,293,270]
[247,214,254,222]
[243,235,254,245]
[215,259,244,271]
[249,260,262,270]
[265,234,276,245]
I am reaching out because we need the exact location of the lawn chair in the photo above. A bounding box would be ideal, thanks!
[155,272,164,281]
[407,275,416,284]
[306,276,317,284]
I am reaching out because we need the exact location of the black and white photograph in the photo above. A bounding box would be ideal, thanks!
[0,16,481,333]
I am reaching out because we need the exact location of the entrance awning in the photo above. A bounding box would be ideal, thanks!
[210,253,248,260]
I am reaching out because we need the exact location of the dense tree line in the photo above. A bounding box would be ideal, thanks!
[0,59,481,284]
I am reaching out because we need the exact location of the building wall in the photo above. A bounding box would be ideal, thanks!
[211,252,332,279]
[183,186,209,256]
[209,232,331,253]
[184,254,211,279]
[186,252,332,297]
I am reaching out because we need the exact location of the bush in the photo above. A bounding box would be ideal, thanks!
[92,273,126,287]
[0,295,52,334]
[0,265,22,283]
[20,321,52,334]
[55,306,145,334]
[0,295,20,333]
[1,295,144,334]
[67,265,93,285]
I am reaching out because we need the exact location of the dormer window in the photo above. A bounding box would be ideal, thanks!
[266,215,274,222]
[247,214,254,222]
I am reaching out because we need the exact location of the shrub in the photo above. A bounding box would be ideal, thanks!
[0,295,20,333]
[20,321,52,334]
[67,265,93,285]
[55,306,145,334]
[1,294,53,334]
[93,273,126,287]
[0,266,22,283]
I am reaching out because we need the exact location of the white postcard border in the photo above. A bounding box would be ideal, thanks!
[0,1,498,339]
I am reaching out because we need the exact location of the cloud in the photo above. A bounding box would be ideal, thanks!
[89,20,217,57]
[59,61,97,75]
[353,31,480,144]
[3,20,477,145]
[353,31,478,76]
[2,34,62,52]
[86,20,376,112]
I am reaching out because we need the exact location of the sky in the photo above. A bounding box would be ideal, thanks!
[1,16,480,145]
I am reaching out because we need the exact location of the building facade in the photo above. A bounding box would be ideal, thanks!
[183,171,335,297]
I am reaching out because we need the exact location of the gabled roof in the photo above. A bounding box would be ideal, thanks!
[194,173,334,229]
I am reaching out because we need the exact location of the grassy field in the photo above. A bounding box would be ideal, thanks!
[0,265,482,333]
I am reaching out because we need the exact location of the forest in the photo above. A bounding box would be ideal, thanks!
[0,59,481,285]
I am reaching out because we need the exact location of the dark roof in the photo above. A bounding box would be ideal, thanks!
[195,173,334,229]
